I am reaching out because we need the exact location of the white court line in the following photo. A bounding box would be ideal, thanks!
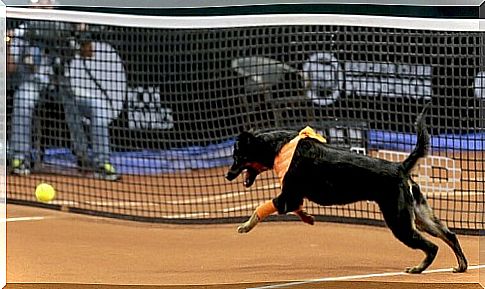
[5,216,46,222]
[167,191,251,205]
[50,200,78,206]
[86,201,158,207]
[160,212,210,219]
[248,264,485,289]
[50,200,159,207]
[222,202,260,213]
[428,191,485,196]
[256,183,280,190]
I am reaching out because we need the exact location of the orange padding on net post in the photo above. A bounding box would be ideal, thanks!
[256,200,278,220]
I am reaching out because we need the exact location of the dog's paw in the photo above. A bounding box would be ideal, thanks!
[452,266,467,273]
[237,223,252,234]
[405,266,424,274]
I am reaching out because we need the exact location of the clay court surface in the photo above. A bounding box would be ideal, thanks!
[6,151,484,288]
[6,204,483,289]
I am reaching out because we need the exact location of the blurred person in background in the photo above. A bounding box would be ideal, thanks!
[8,0,126,181]
[66,32,127,181]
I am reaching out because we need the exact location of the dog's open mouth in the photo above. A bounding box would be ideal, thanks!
[243,167,258,188]
[226,166,258,187]
[226,162,267,187]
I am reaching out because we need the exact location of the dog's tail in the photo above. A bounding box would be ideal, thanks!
[401,104,431,173]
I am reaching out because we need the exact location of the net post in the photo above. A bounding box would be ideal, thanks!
[480,2,485,20]
[480,22,485,289]
[476,16,485,286]
[0,1,6,288]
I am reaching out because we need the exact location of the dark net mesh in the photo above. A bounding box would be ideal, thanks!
[5,14,484,233]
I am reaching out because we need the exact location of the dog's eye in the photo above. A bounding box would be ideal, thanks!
[234,155,245,163]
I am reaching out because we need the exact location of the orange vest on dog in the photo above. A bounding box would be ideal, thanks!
[273,126,327,184]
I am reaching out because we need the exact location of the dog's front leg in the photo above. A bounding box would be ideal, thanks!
[237,211,259,233]
[237,200,277,233]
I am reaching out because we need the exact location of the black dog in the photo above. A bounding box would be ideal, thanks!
[226,107,467,274]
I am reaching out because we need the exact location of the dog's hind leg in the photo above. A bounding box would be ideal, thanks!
[379,197,438,274]
[411,182,468,273]
[294,206,315,225]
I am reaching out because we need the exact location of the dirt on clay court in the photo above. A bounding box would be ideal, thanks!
[6,202,483,289]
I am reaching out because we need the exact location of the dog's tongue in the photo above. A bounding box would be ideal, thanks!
[243,170,250,186]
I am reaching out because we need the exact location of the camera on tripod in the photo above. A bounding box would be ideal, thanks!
[23,20,93,73]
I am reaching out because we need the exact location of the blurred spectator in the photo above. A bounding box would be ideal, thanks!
[8,0,125,181]
[66,39,127,181]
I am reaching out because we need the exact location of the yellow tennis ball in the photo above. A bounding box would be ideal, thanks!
[35,183,56,203]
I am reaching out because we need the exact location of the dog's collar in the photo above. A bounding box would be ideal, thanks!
[273,126,326,184]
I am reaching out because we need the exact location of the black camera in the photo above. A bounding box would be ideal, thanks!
[23,20,92,60]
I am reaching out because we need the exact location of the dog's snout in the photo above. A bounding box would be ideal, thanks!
[226,168,241,181]
[226,172,237,181]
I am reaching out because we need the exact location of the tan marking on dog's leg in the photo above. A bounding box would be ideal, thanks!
[407,180,414,197]
[406,180,418,231]
[256,200,278,220]
[237,210,260,233]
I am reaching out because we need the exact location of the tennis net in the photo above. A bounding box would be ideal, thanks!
[5,7,484,233]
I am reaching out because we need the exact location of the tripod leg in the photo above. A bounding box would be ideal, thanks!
[58,77,92,171]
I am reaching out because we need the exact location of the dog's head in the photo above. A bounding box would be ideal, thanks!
[225,131,273,187]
